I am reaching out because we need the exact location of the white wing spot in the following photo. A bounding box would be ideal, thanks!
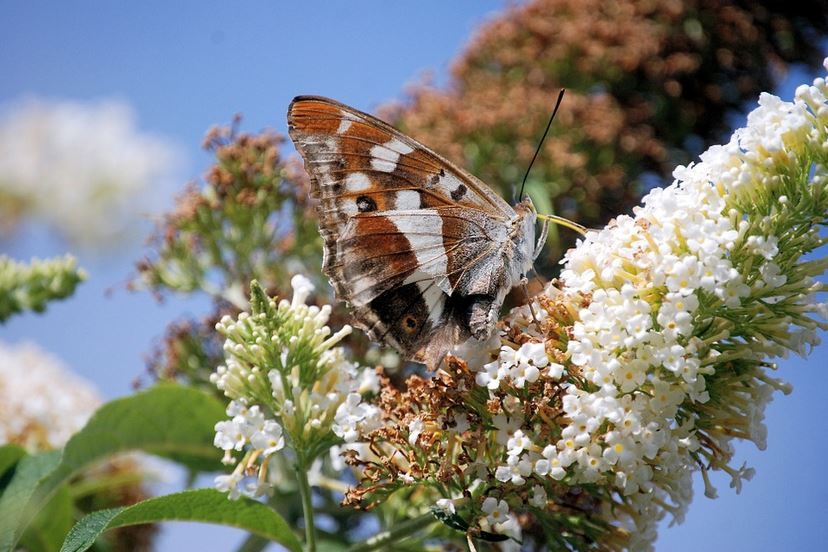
[394,190,421,210]
[387,211,450,294]
[337,118,352,134]
[338,197,359,216]
[370,138,414,173]
[316,137,339,186]
[345,172,371,192]
[338,110,358,134]
[436,172,467,199]
[404,272,446,327]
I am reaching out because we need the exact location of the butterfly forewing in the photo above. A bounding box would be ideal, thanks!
[287,96,534,367]
[287,96,514,217]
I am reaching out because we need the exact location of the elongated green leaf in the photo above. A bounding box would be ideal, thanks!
[0,444,26,485]
[0,384,227,552]
[0,451,61,552]
[19,485,73,552]
[60,489,302,552]
[47,383,226,485]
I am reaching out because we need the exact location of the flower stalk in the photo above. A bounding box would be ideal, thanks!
[346,513,436,552]
[295,457,317,552]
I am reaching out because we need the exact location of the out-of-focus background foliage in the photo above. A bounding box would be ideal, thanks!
[384,0,828,263]
[2,1,827,550]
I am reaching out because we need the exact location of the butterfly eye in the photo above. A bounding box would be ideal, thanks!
[402,315,418,333]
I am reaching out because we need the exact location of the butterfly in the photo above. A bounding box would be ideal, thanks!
[288,96,549,368]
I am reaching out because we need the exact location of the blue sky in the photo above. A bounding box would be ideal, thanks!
[2,2,826,551]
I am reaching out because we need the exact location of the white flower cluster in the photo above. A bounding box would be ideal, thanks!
[214,401,287,499]
[0,98,178,247]
[0,340,100,451]
[471,63,828,548]
[477,342,559,390]
[212,276,380,499]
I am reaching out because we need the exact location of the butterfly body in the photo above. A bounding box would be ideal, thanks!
[288,96,547,367]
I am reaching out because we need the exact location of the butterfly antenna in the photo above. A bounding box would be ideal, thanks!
[517,88,566,202]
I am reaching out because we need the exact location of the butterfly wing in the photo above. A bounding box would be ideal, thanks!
[288,96,529,365]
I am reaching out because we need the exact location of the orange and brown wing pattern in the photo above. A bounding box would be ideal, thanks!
[287,95,514,223]
[287,96,533,366]
[287,96,515,299]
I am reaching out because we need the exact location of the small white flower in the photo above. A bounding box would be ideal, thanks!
[515,342,549,368]
[214,420,246,451]
[250,420,285,456]
[333,393,370,443]
[481,496,520,538]
[506,430,532,456]
[214,472,243,500]
[545,361,565,379]
[476,360,505,390]
[436,498,456,516]
[746,234,779,260]
[290,274,315,307]
[759,261,787,289]
[493,414,523,445]
[728,462,756,494]
[534,445,566,480]
[244,478,274,498]
[357,367,380,394]
[495,453,533,486]
[529,485,548,508]
[481,496,510,526]
[509,361,540,388]
[408,418,425,446]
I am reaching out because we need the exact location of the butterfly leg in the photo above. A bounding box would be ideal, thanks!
[521,278,540,325]
[533,218,550,260]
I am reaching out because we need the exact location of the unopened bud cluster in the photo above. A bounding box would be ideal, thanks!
[211,276,380,499]
[0,254,86,322]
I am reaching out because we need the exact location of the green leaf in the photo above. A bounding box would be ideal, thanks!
[0,451,61,552]
[20,485,74,552]
[60,489,302,552]
[317,541,349,552]
[47,383,226,483]
[0,384,227,552]
[0,444,26,484]
[235,534,271,552]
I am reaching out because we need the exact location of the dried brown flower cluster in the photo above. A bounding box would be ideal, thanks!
[136,119,378,392]
[383,0,828,265]
[341,290,627,549]
[135,117,321,302]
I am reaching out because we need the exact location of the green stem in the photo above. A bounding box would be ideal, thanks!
[67,471,147,499]
[347,512,436,552]
[296,460,317,552]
